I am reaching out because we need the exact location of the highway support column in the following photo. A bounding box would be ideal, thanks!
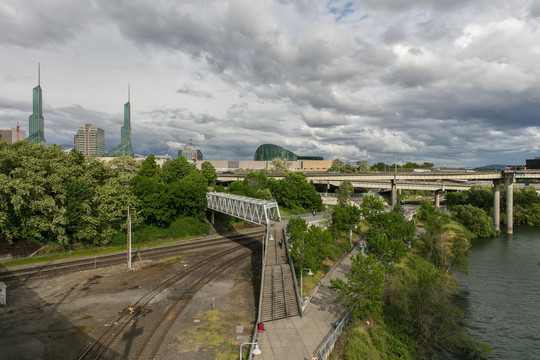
[434,190,442,208]
[493,180,500,231]
[391,179,397,207]
[505,172,514,235]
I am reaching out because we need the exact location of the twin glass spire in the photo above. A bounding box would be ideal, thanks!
[27,64,46,145]
[105,85,134,157]
[26,64,134,156]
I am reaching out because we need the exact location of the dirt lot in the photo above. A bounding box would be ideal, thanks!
[0,246,260,360]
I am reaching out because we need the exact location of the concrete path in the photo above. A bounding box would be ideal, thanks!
[256,246,359,360]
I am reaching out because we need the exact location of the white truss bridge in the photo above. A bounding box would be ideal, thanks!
[206,192,281,226]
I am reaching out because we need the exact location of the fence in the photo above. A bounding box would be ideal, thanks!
[314,311,353,360]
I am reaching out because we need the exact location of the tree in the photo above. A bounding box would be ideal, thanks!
[331,254,385,319]
[329,159,345,173]
[107,156,142,184]
[422,162,434,169]
[356,160,370,172]
[271,157,291,173]
[415,199,438,222]
[336,180,354,207]
[371,162,387,172]
[332,205,361,232]
[80,177,141,245]
[138,154,160,178]
[161,156,197,183]
[200,161,217,186]
[365,211,414,264]
[360,195,384,219]
[451,204,498,238]
[269,172,322,211]
[171,172,208,219]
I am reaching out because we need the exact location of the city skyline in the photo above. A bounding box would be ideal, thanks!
[0,1,539,167]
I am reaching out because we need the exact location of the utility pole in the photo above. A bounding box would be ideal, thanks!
[127,206,131,269]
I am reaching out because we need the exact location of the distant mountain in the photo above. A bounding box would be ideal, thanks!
[476,164,509,170]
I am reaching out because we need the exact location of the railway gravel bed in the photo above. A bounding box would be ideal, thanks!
[0,232,263,360]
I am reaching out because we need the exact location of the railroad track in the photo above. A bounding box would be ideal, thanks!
[78,240,261,360]
[0,229,265,282]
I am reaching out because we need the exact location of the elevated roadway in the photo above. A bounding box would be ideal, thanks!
[216,170,540,234]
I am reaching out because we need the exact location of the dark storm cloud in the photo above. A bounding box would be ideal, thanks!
[176,86,212,98]
[1,0,539,167]
[0,97,29,112]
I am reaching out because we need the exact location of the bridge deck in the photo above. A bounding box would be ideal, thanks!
[206,192,281,226]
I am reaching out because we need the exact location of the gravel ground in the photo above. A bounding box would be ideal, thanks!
[0,246,259,360]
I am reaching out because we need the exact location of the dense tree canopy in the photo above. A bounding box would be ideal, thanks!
[0,141,215,247]
[450,204,498,238]
[0,140,141,245]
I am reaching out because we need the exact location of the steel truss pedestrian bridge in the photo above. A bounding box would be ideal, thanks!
[206,192,281,226]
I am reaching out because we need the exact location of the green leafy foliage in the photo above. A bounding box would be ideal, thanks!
[415,199,439,222]
[387,254,491,359]
[336,180,354,207]
[288,218,333,273]
[446,185,493,212]
[0,141,211,247]
[365,210,415,264]
[200,161,218,186]
[0,141,142,246]
[512,188,540,226]
[270,157,291,173]
[268,172,323,212]
[331,254,386,319]
[331,205,361,232]
[360,195,384,219]
[451,204,498,238]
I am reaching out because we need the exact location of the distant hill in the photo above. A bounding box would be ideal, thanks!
[476,164,509,170]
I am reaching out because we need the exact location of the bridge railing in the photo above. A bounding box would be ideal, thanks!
[206,192,281,226]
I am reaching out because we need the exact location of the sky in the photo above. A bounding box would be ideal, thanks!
[1,0,540,168]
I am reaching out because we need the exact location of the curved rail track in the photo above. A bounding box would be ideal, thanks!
[0,229,264,282]
[78,239,261,360]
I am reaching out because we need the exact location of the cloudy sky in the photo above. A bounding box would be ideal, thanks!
[1,0,539,167]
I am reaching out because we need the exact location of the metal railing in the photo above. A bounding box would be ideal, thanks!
[282,227,303,317]
[248,226,269,360]
[315,311,353,360]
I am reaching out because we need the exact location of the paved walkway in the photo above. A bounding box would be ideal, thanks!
[256,246,360,360]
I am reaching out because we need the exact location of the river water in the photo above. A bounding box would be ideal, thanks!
[455,226,540,360]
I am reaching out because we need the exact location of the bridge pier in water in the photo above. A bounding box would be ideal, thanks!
[505,174,514,235]
[493,180,500,231]
[492,173,514,235]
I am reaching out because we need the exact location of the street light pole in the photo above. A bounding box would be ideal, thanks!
[240,342,261,359]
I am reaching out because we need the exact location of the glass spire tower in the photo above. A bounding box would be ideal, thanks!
[105,87,134,157]
[27,64,46,145]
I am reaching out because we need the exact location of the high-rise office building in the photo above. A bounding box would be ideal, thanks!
[74,124,105,156]
[179,140,203,163]
[27,64,46,145]
[105,87,134,157]
[0,124,26,143]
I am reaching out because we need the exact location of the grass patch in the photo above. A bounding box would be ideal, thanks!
[0,245,127,268]
[174,309,252,359]
[299,269,324,297]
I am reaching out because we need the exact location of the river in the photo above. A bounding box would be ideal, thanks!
[455,226,540,360]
